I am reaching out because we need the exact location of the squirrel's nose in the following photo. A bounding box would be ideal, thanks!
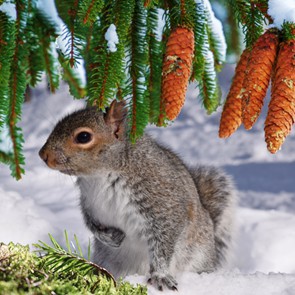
[39,147,56,168]
[39,148,48,164]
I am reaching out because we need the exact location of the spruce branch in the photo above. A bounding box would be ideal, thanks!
[25,1,44,88]
[86,0,135,108]
[78,0,104,25]
[192,0,207,82]
[86,26,112,108]
[127,0,149,141]
[205,1,226,71]
[192,0,220,114]
[226,1,242,57]
[29,10,60,92]
[281,21,295,41]
[8,0,28,180]
[34,231,117,286]
[0,150,13,164]
[55,0,84,68]
[146,7,163,123]
[58,50,86,98]
[230,0,266,48]
[0,12,15,133]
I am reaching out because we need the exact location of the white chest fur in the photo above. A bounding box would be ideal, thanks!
[77,172,146,238]
[77,172,150,277]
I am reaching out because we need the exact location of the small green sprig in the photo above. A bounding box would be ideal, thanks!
[34,231,116,285]
[1,237,147,294]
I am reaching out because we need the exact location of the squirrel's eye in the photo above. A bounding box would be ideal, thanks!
[75,132,92,144]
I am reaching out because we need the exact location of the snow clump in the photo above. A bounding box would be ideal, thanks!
[105,24,119,53]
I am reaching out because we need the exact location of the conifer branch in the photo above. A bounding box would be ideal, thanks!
[55,0,83,68]
[230,0,265,48]
[3,0,281,174]
[25,1,43,87]
[205,2,226,71]
[0,12,15,133]
[86,27,112,107]
[42,44,59,93]
[68,0,79,67]
[34,232,116,286]
[98,55,111,108]
[8,0,28,180]
[78,0,104,25]
[128,0,149,141]
[146,8,162,123]
[0,150,13,164]
[58,50,86,98]
[192,0,220,114]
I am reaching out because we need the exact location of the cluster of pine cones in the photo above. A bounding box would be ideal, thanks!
[219,28,295,154]
[159,25,294,154]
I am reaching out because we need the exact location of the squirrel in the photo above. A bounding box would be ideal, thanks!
[39,100,236,291]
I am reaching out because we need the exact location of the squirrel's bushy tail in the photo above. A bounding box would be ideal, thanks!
[189,166,237,266]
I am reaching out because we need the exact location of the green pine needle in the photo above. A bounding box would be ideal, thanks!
[146,7,163,124]
[0,12,15,133]
[58,49,86,99]
[126,0,149,142]
[7,0,28,180]
[281,21,295,41]
[0,150,13,164]
[78,0,104,25]
[229,0,266,48]
[34,231,117,284]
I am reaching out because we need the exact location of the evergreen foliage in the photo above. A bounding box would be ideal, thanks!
[229,0,267,48]
[146,7,163,123]
[127,0,149,141]
[0,233,147,294]
[0,0,277,178]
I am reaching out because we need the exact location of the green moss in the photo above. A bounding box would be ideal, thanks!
[0,242,147,295]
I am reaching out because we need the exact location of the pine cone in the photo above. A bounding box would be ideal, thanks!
[160,27,194,122]
[219,49,250,138]
[265,39,295,154]
[241,29,279,130]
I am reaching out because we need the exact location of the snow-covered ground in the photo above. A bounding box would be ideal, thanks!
[1,64,295,294]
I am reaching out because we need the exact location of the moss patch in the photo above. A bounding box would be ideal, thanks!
[0,242,147,295]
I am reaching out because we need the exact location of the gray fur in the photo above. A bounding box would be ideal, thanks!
[39,102,236,291]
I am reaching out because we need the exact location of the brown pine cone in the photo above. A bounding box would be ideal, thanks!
[241,29,279,130]
[159,27,194,124]
[265,38,295,153]
[219,49,250,138]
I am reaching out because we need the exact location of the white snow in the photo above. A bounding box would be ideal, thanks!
[105,24,119,53]
[156,8,165,41]
[36,0,63,32]
[1,69,295,293]
[127,271,295,295]
[204,0,227,62]
[0,2,16,20]
[0,125,12,153]
[268,0,295,28]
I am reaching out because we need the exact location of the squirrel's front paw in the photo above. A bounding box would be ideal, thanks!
[94,227,125,248]
[148,273,178,291]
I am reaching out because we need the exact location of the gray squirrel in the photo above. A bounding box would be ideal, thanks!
[39,100,236,291]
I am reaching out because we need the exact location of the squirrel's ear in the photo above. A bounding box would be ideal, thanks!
[104,100,127,140]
